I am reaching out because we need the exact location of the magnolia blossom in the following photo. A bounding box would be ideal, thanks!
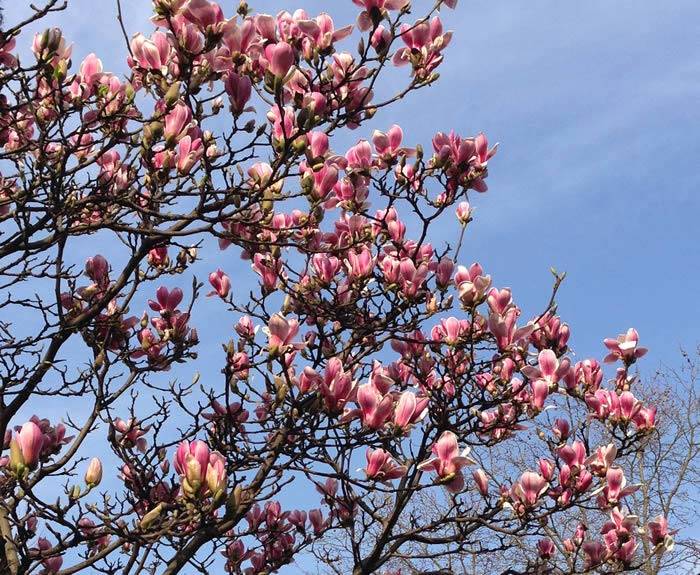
[265,314,302,354]
[455,201,471,225]
[392,391,428,430]
[148,286,183,313]
[353,0,410,31]
[208,269,231,298]
[522,349,571,410]
[418,431,476,493]
[164,103,193,145]
[356,382,393,429]
[364,448,406,482]
[472,468,489,496]
[264,42,295,78]
[174,440,226,499]
[113,418,149,452]
[9,421,44,472]
[84,457,103,487]
[599,467,639,507]
[647,516,675,549]
[510,471,548,510]
[537,538,556,559]
[603,328,648,364]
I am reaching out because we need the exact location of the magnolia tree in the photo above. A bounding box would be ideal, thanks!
[0,1,678,574]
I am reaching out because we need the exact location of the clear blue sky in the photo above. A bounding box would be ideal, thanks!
[3,0,698,571]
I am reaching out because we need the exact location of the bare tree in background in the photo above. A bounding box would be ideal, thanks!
[314,350,700,575]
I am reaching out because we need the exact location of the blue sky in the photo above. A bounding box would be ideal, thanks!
[2,0,699,571]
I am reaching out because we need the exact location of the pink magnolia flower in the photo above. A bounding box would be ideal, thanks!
[183,0,225,33]
[564,358,603,393]
[489,308,534,351]
[603,328,648,364]
[85,254,110,288]
[552,418,571,442]
[208,269,231,298]
[617,390,642,421]
[10,421,44,470]
[147,246,169,268]
[78,53,103,90]
[455,201,471,225]
[510,471,548,509]
[264,42,295,78]
[235,315,257,339]
[537,538,556,559]
[129,32,170,71]
[582,540,606,568]
[585,443,618,476]
[372,125,412,162]
[224,72,253,115]
[455,263,491,306]
[585,388,618,420]
[356,382,393,429]
[345,140,373,171]
[529,379,549,411]
[148,286,184,313]
[633,405,657,430]
[265,314,301,354]
[538,458,555,481]
[558,440,587,470]
[601,508,638,559]
[306,131,330,160]
[36,537,63,573]
[0,37,17,68]
[393,17,452,77]
[164,103,193,145]
[205,451,227,496]
[418,431,476,493]
[530,312,570,352]
[364,448,407,482]
[345,247,375,281]
[370,25,392,52]
[647,516,675,548]
[176,135,203,174]
[392,391,428,430]
[522,349,570,387]
[174,439,226,498]
[32,28,72,64]
[472,468,489,496]
[398,259,429,298]
[252,253,282,291]
[305,164,339,200]
[113,418,149,452]
[297,13,352,56]
[312,253,341,284]
[353,0,410,32]
[599,467,639,506]
[431,317,470,346]
[435,257,455,289]
[319,358,356,413]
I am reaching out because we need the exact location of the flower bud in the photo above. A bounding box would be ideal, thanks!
[84,457,103,487]
[139,503,164,529]
[9,438,25,475]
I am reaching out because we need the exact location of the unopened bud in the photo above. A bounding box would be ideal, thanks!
[139,503,164,529]
[84,457,103,487]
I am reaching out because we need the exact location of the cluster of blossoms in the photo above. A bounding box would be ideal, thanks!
[1,418,71,478]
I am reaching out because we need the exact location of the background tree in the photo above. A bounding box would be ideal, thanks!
[0,1,685,574]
